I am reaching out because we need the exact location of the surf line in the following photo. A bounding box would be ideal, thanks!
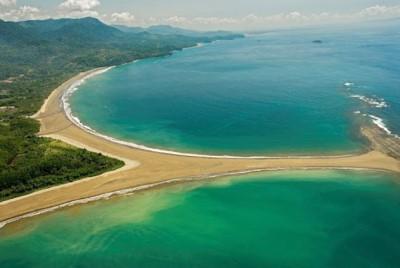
[62,69,361,160]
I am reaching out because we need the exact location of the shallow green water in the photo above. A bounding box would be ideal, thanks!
[1,170,400,267]
[2,21,400,267]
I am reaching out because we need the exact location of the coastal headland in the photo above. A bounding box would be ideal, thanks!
[0,68,399,227]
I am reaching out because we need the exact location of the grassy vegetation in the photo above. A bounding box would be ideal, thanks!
[0,17,243,200]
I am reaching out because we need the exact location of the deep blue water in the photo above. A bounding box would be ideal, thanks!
[1,21,400,268]
[70,20,400,156]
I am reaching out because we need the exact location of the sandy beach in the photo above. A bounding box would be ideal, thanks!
[0,68,399,226]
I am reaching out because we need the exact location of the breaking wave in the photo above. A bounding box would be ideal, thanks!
[350,94,388,108]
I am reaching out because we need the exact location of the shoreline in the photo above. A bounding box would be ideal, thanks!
[0,64,399,229]
[62,66,366,159]
[1,167,396,230]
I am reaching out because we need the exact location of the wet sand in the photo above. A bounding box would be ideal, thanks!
[0,69,399,226]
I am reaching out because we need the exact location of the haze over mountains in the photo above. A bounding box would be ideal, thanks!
[114,24,238,38]
[0,17,242,46]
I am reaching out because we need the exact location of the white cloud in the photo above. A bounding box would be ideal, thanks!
[110,12,135,24]
[0,5,42,21]
[59,0,100,11]
[57,0,101,20]
[358,5,400,18]
[166,16,187,24]
[63,9,99,18]
[2,3,400,31]
[154,5,400,31]
[193,16,236,25]
[0,0,16,7]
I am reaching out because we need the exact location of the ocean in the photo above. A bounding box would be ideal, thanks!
[68,20,400,156]
[1,170,399,267]
[1,20,400,267]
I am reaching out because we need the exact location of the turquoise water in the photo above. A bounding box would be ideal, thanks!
[1,170,400,267]
[2,21,400,267]
[70,20,400,156]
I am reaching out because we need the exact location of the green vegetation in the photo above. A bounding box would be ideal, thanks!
[0,118,123,200]
[0,17,243,200]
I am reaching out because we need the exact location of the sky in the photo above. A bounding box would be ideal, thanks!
[1,0,400,30]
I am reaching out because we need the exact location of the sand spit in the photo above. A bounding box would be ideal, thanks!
[1,68,399,228]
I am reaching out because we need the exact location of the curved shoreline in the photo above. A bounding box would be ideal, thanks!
[0,66,399,230]
[63,66,364,160]
[63,60,399,159]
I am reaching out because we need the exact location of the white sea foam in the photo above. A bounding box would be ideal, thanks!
[344,82,354,87]
[350,94,388,108]
[369,115,390,134]
[62,67,115,121]
[353,110,399,139]
[60,41,358,160]
[60,67,358,160]
[182,43,206,51]
[368,114,400,139]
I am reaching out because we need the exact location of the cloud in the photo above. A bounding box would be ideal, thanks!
[58,0,101,19]
[110,12,135,24]
[59,0,100,11]
[358,5,400,18]
[0,5,42,21]
[154,5,400,30]
[63,9,99,18]
[0,0,16,7]
[166,16,187,24]
[2,3,400,31]
[193,17,236,25]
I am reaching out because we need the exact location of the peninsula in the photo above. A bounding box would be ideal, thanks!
[0,67,399,227]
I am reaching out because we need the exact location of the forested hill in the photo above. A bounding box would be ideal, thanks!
[0,17,243,200]
[0,17,243,114]
[114,24,243,39]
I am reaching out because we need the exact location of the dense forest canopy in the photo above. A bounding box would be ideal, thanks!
[0,17,243,200]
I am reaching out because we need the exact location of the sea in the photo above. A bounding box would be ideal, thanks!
[67,20,400,156]
[0,171,399,267]
[1,19,400,267]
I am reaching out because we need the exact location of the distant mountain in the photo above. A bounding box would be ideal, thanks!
[3,18,242,47]
[113,24,146,34]
[48,18,122,42]
[0,17,244,81]
[0,17,244,84]
[0,18,119,48]
[16,17,123,43]
[18,18,83,33]
[114,24,243,39]
[147,25,202,36]
[0,19,39,45]
[18,17,114,32]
